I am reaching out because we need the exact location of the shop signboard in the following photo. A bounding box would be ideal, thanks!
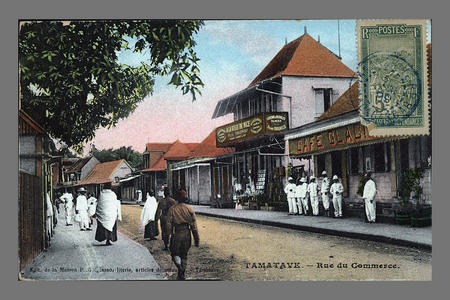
[216,112,288,147]
[288,123,385,156]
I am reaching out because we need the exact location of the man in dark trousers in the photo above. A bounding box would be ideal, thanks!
[155,187,177,250]
[166,189,200,280]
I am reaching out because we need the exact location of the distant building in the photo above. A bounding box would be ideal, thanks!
[56,156,99,193]
[76,159,133,197]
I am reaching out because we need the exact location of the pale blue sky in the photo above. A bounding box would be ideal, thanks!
[93,20,431,151]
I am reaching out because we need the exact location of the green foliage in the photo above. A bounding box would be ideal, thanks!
[19,20,204,152]
[399,168,424,206]
[90,145,143,169]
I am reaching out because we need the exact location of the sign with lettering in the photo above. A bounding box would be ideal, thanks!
[288,123,384,156]
[216,112,288,147]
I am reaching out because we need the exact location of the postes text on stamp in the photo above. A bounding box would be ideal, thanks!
[357,19,429,136]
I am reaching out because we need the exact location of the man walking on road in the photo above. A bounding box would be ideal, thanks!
[60,191,74,226]
[330,175,344,218]
[156,187,177,250]
[363,172,377,223]
[75,187,90,231]
[166,189,200,280]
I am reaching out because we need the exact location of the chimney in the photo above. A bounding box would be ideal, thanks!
[304,26,307,34]
[285,37,287,45]
[318,35,320,43]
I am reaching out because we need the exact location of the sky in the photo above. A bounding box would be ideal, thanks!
[85,19,430,154]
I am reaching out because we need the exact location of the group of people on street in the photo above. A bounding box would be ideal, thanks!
[58,188,98,230]
[140,187,199,280]
[285,171,377,222]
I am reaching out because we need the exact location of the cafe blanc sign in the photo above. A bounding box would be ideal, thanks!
[288,123,383,156]
[216,112,288,147]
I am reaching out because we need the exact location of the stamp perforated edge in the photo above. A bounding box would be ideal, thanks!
[356,19,430,137]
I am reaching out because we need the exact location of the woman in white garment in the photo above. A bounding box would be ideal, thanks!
[95,182,122,246]
[75,187,90,231]
[60,192,74,226]
[45,192,54,241]
[140,191,159,240]
[87,193,97,228]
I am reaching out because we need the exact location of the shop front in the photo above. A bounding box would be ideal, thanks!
[215,112,289,210]
[286,111,431,222]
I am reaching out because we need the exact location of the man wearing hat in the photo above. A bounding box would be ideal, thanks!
[75,187,90,231]
[308,176,319,216]
[330,175,344,218]
[155,187,177,250]
[296,177,309,215]
[284,177,298,215]
[166,189,200,280]
[363,172,377,223]
[320,171,331,217]
[60,191,74,226]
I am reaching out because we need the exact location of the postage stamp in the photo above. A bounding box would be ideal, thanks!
[357,19,429,136]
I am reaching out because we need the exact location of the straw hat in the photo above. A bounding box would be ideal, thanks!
[77,187,86,192]
[321,171,327,175]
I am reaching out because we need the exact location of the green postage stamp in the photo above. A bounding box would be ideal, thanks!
[357,19,429,136]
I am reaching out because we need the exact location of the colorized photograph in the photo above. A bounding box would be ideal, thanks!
[18,19,432,281]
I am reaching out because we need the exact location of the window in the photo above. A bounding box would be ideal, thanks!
[374,142,390,172]
[314,88,333,118]
[241,101,249,118]
[249,99,256,116]
[316,154,326,175]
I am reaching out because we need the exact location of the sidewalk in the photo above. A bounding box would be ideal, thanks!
[20,212,166,280]
[191,205,432,250]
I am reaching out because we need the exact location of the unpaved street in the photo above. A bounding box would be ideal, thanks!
[119,205,431,281]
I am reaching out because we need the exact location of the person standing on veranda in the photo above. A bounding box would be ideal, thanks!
[75,187,90,231]
[320,171,331,217]
[296,177,309,215]
[308,176,320,216]
[330,175,344,218]
[156,187,177,250]
[363,172,377,223]
[141,191,159,240]
[95,182,122,246]
[166,189,200,280]
[284,177,297,215]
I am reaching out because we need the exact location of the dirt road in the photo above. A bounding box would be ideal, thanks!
[119,205,431,281]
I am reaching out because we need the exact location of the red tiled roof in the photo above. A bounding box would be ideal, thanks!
[145,143,173,153]
[77,159,124,185]
[164,140,199,160]
[190,130,234,158]
[317,81,359,121]
[141,156,167,172]
[249,33,357,87]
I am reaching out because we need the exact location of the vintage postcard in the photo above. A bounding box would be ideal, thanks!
[18,19,431,281]
[357,19,430,136]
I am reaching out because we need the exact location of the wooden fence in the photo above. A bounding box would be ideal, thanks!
[19,171,43,271]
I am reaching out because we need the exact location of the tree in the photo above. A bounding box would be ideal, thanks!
[89,145,143,169]
[19,20,204,152]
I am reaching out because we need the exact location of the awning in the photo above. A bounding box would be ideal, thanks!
[211,85,257,119]
[119,174,141,183]
[172,163,210,171]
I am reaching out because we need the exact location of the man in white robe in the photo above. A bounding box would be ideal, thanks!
[60,192,74,226]
[284,177,297,215]
[45,192,54,241]
[75,187,90,231]
[363,172,377,223]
